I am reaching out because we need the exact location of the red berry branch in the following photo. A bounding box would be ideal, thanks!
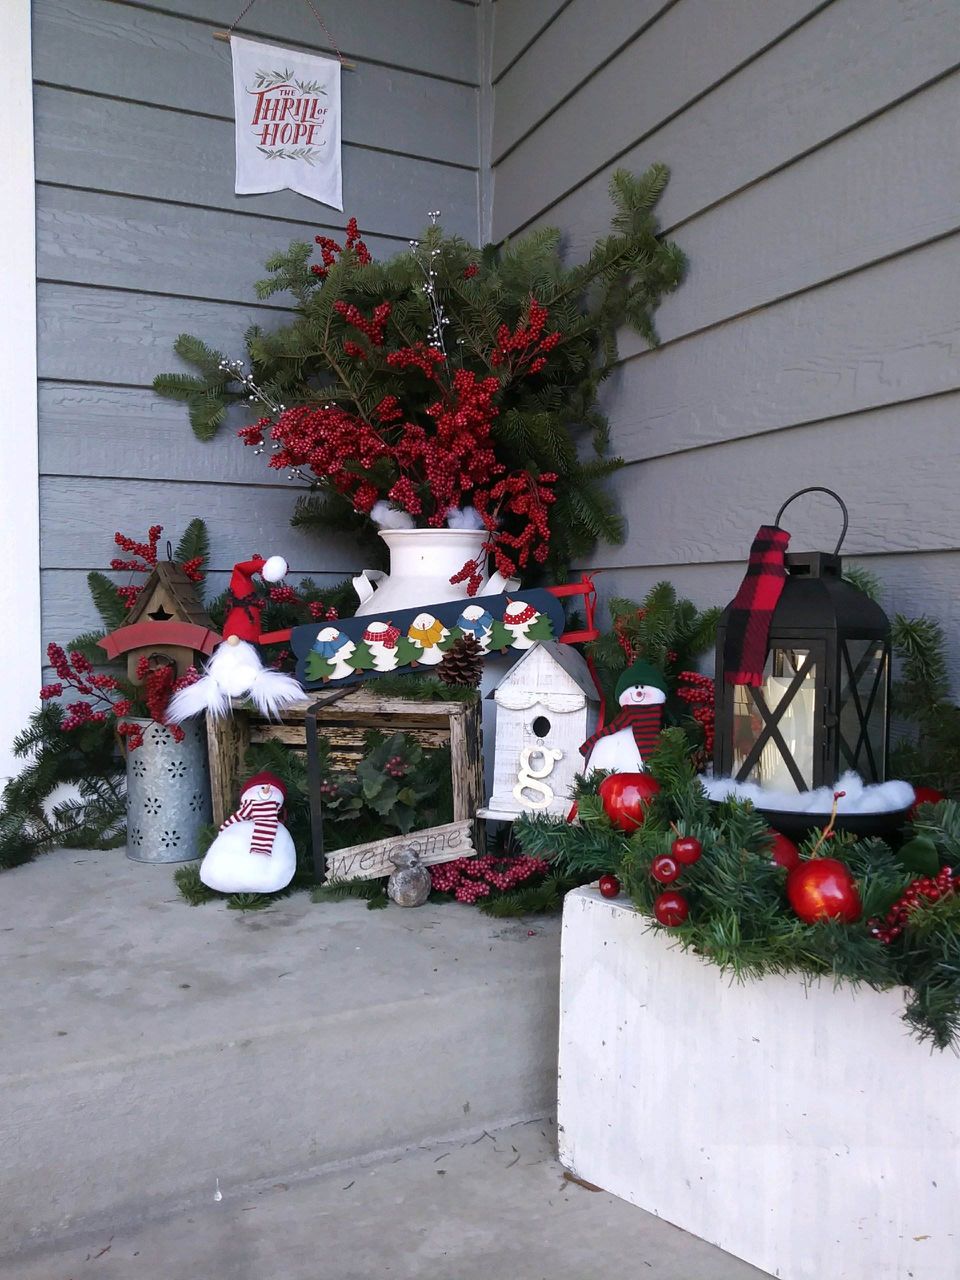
[237,264,570,583]
[676,671,716,760]
[869,866,959,944]
[430,854,549,904]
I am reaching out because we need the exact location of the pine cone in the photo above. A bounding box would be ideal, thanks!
[437,634,484,688]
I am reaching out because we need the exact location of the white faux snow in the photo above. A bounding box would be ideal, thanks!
[445,505,484,530]
[370,501,415,530]
[702,770,915,814]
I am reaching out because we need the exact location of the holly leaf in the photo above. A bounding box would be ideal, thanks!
[897,836,940,876]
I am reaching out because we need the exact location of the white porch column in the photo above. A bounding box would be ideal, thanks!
[0,2,41,780]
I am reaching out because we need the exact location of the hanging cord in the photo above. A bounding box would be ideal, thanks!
[214,0,355,69]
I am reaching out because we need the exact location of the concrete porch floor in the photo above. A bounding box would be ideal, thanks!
[0,849,769,1277]
[2,1119,769,1280]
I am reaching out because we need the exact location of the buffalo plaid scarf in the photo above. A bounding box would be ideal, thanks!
[723,525,791,686]
[580,704,663,762]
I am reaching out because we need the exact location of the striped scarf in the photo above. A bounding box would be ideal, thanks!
[580,704,663,761]
[723,525,791,686]
[220,796,280,856]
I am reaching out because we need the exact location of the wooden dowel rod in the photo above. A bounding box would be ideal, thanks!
[211,29,356,67]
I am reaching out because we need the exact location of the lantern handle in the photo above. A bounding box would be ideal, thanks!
[774,487,849,555]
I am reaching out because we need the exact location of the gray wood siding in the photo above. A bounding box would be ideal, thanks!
[491,0,960,681]
[32,0,481,663]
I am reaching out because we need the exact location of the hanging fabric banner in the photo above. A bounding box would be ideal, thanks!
[231,34,342,210]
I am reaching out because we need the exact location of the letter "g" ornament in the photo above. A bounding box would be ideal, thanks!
[512,746,563,808]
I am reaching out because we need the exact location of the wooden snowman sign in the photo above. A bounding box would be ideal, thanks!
[481,642,599,820]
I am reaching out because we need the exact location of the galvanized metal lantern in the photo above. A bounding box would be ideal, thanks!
[714,489,891,793]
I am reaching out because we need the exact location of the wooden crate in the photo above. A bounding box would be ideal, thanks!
[206,691,484,876]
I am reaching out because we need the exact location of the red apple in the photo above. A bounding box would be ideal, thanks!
[768,830,801,871]
[786,857,861,924]
[651,854,681,884]
[598,773,661,832]
[910,785,947,819]
[654,891,689,927]
[671,835,702,865]
[598,874,621,899]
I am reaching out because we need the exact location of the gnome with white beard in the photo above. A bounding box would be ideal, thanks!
[580,659,668,775]
[199,771,296,894]
[167,555,303,722]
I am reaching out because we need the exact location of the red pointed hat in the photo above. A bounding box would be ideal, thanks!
[241,771,287,801]
[222,555,288,644]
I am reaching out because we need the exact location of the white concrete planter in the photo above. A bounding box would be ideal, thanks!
[558,887,960,1280]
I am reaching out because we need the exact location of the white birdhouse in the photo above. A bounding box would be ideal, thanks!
[480,642,600,820]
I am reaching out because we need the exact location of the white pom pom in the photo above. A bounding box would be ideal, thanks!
[445,505,484,530]
[261,555,288,583]
[370,501,415,530]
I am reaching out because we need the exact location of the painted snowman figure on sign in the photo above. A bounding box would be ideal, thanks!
[407,612,449,666]
[580,660,667,775]
[199,772,296,894]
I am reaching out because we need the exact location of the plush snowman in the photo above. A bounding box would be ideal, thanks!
[199,772,296,894]
[407,612,449,666]
[453,604,494,652]
[361,621,402,672]
[307,626,356,681]
[580,659,668,775]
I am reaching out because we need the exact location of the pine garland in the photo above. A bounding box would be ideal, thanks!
[515,729,960,1050]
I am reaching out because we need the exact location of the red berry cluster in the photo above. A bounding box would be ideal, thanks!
[386,343,447,379]
[869,867,958,944]
[269,585,300,605]
[334,300,391,347]
[61,701,109,731]
[113,525,161,568]
[133,655,200,744]
[490,298,560,375]
[430,854,549,904]
[308,601,339,621]
[343,341,367,361]
[462,263,479,279]
[311,218,371,279]
[385,754,406,779]
[181,556,204,584]
[676,671,716,758]
[117,721,145,751]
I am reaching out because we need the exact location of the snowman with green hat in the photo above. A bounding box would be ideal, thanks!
[579,658,668,775]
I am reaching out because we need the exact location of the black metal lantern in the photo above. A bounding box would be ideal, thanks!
[714,489,891,792]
